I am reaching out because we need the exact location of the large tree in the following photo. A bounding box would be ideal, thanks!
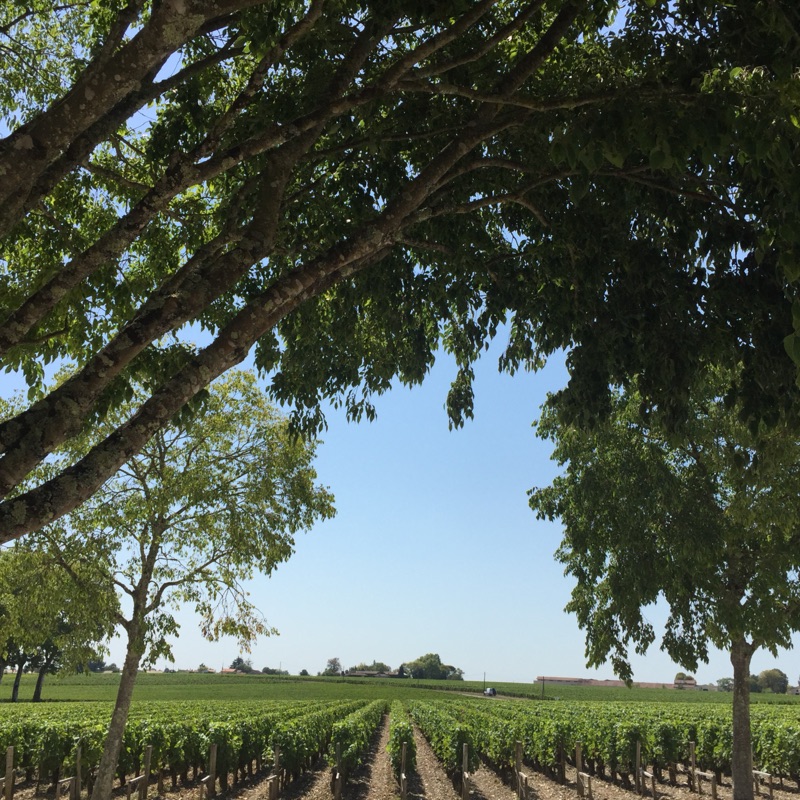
[529,370,800,800]
[30,370,334,800]
[0,1,799,539]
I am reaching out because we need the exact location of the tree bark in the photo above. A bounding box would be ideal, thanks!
[731,636,755,800]
[32,664,48,702]
[10,661,23,702]
[90,631,144,800]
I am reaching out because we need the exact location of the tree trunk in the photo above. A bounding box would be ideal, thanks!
[90,633,143,800]
[11,662,24,702]
[731,637,755,800]
[32,664,48,702]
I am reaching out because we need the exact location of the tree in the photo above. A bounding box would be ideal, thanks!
[322,658,342,676]
[717,678,734,692]
[758,669,789,694]
[529,370,800,800]
[0,548,113,701]
[230,656,254,673]
[1,1,799,541]
[402,653,463,680]
[31,370,334,800]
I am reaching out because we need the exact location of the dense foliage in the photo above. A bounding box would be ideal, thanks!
[1,0,799,539]
[387,701,417,779]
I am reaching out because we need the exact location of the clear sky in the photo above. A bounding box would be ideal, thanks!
[77,335,796,687]
[2,328,798,685]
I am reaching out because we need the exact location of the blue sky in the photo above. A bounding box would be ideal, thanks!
[106,336,799,686]
[3,334,799,685]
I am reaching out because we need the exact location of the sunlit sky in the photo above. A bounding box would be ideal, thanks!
[77,335,797,686]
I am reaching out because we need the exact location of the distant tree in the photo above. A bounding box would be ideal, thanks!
[299,669,309,677]
[758,669,789,694]
[88,660,108,673]
[197,663,210,673]
[749,675,762,694]
[675,672,687,681]
[260,666,288,675]
[323,658,342,676]
[0,548,113,701]
[717,678,734,692]
[230,656,254,673]
[402,654,463,680]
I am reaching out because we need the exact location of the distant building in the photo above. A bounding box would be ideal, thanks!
[536,676,593,686]
[346,670,404,678]
[536,675,692,690]
[673,676,698,689]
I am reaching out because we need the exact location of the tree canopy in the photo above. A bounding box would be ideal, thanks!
[0,0,799,539]
[0,547,113,701]
[757,668,789,694]
[402,653,463,680]
[529,369,800,800]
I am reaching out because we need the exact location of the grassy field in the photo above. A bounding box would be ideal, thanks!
[2,671,799,705]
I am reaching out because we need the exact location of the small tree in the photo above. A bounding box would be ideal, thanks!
[34,371,334,800]
[323,658,342,676]
[717,678,734,692]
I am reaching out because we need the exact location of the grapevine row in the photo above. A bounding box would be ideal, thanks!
[0,700,362,794]
[417,699,800,786]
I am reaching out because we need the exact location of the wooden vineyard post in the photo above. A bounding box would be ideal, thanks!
[199,744,218,800]
[753,771,774,800]
[274,746,282,791]
[125,776,145,800]
[75,746,81,800]
[209,744,217,798]
[58,777,77,800]
[576,742,593,800]
[462,743,471,800]
[400,743,407,800]
[689,743,696,792]
[4,747,13,800]
[695,770,717,800]
[141,746,152,800]
[516,741,530,800]
[334,743,342,800]
[636,742,642,794]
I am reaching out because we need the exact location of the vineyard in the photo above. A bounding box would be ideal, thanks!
[3,694,800,800]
